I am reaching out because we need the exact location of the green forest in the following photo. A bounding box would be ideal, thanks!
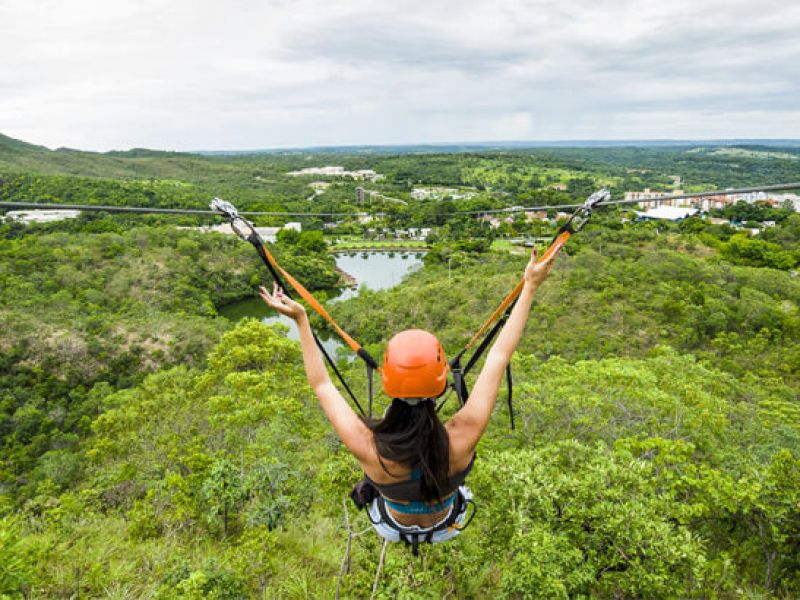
[1,133,799,598]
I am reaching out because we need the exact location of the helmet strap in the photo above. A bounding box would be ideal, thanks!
[397,397,433,406]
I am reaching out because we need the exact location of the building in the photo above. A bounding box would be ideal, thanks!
[480,215,515,229]
[694,195,736,211]
[707,217,731,226]
[691,191,790,212]
[634,206,699,221]
[355,187,367,204]
[3,209,81,223]
[625,188,691,208]
[410,187,477,200]
[770,193,800,210]
[180,223,279,241]
[407,227,432,240]
[256,227,281,242]
[524,211,549,221]
[353,170,382,180]
[286,166,383,180]
[411,187,456,200]
[726,191,769,203]
[287,166,345,176]
[625,188,671,207]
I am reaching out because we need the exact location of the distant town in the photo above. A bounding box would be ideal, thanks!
[5,161,799,239]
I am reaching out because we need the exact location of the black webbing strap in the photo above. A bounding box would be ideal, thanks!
[448,350,468,409]
[463,304,513,375]
[356,348,378,418]
[446,302,516,428]
[505,362,514,429]
[365,362,374,418]
[250,235,367,417]
[317,336,366,417]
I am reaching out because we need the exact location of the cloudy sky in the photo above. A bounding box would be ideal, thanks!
[1,0,799,151]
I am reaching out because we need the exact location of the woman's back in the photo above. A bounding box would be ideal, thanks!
[359,422,475,527]
[360,438,474,487]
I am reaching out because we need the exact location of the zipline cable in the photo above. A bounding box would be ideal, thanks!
[0,201,383,218]
[2,182,799,220]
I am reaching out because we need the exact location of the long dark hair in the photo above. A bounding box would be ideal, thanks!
[367,399,450,503]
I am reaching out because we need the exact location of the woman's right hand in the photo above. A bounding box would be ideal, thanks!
[258,282,307,321]
[524,242,563,287]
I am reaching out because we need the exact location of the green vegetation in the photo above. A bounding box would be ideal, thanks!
[1,133,799,597]
[0,217,339,502]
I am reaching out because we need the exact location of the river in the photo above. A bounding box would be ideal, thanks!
[218,251,425,355]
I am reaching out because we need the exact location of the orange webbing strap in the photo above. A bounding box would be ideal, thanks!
[258,242,366,357]
[463,231,571,350]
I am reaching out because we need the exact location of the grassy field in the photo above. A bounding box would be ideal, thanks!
[490,239,514,251]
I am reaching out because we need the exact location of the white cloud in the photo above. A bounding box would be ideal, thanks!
[0,0,798,150]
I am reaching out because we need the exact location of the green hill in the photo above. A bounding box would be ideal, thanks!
[0,132,236,181]
[0,132,51,152]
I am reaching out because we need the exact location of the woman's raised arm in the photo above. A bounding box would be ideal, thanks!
[446,244,563,452]
[259,284,373,461]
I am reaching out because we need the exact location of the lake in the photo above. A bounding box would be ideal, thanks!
[218,251,425,355]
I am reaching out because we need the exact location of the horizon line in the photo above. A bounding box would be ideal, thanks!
[192,137,800,155]
[4,131,800,155]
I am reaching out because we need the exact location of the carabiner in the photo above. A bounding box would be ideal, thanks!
[210,197,258,243]
[571,188,611,232]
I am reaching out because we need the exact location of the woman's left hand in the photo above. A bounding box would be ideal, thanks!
[524,242,563,287]
[258,282,306,321]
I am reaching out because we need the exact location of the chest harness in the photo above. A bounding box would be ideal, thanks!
[351,456,477,555]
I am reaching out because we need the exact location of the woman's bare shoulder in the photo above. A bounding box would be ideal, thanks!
[445,419,476,472]
[359,455,412,485]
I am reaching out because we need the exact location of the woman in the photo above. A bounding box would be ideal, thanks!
[258,244,561,547]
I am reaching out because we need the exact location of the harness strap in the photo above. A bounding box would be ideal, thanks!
[251,238,369,416]
[457,188,611,363]
[373,490,474,556]
[462,231,571,352]
[448,351,468,407]
[448,305,515,426]
[505,362,514,429]
[254,239,381,417]
[255,239,363,354]
[445,230,572,426]
[463,307,511,376]
[365,361,374,419]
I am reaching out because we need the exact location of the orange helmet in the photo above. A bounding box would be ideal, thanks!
[382,329,449,400]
